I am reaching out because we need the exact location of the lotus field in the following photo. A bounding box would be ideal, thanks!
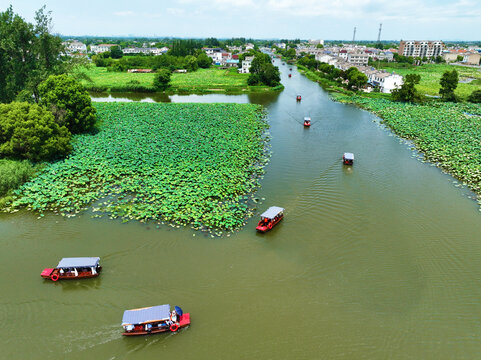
[11,102,269,231]
[338,95,481,200]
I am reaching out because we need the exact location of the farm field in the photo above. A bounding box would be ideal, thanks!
[380,64,481,99]
[335,94,481,198]
[76,66,271,93]
[9,102,269,232]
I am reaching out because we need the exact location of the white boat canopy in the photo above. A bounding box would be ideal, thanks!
[57,257,100,269]
[260,206,284,219]
[122,305,171,326]
[304,117,311,121]
[343,153,354,160]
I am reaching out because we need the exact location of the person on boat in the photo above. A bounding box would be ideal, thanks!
[171,309,178,323]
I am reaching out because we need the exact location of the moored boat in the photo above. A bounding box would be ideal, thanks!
[41,257,101,281]
[343,152,354,165]
[256,206,284,232]
[122,304,190,336]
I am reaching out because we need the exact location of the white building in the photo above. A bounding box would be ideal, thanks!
[368,72,403,93]
[63,40,87,53]
[90,44,117,54]
[347,53,369,65]
[239,56,254,73]
[245,43,255,51]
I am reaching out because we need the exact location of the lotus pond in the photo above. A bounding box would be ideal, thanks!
[9,102,269,231]
[335,94,481,200]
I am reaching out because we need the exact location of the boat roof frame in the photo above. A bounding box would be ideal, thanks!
[122,304,171,326]
[260,206,284,219]
[56,257,100,269]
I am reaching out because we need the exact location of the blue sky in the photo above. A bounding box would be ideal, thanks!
[3,0,480,40]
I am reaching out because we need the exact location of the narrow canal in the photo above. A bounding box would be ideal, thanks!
[1,61,481,359]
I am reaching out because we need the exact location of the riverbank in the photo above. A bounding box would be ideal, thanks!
[7,102,270,233]
[297,64,481,204]
[76,66,282,94]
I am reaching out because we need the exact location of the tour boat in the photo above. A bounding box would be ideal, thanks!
[41,257,101,281]
[122,305,190,336]
[288,74,292,78]
[289,68,292,71]
[296,95,302,101]
[256,206,284,232]
[343,152,354,165]
[303,117,311,127]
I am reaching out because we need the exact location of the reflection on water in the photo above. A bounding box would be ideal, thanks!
[90,90,281,107]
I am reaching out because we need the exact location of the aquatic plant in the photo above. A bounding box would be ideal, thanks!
[11,102,269,231]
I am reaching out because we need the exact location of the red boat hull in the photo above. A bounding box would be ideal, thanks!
[41,267,102,281]
[122,313,191,336]
[256,215,283,232]
[304,122,311,127]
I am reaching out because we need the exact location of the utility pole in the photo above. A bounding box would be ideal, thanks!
[377,23,382,43]
[352,27,356,44]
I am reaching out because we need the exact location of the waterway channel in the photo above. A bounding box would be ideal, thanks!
[1,61,481,359]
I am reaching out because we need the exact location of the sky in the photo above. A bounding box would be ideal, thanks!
[2,0,481,41]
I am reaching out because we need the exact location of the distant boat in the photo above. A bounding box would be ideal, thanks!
[41,257,102,281]
[296,95,302,101]
[256,206,284,232]
[343,153,354,165]
[303,117,311,127]
[122,305,190,336]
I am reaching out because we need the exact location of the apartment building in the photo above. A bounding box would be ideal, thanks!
[398,40,443,58]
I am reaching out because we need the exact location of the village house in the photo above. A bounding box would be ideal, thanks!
[62,40,87,54]
[367,71,403,93]
[239,56,254,73]
[90,44,117,54]
[463,53,481,65]
[347,52,369,65]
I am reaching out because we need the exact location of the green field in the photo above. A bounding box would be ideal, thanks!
[76,66,272,93]
[380,64,481,99]
[10,102,269,232]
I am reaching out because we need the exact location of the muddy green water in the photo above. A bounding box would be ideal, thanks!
[1,61,481,359]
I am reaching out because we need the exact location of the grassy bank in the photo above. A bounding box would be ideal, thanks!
[378,63,481,100]
[9,102,269,232]
[0,160,36,208]
[298,63,481,203]
[75,66,278,93]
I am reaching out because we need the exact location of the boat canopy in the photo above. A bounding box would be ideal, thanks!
[57,257,100,269]
[122,305,171,326]
[260,206,284,219]
[304,117,311,121]
[343,153,354,160]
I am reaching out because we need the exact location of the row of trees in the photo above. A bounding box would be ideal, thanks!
[93,51,212,72]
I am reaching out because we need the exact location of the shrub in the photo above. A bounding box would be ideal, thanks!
[0,102,72,161]
[467,90,481,103]
[38,74,96,134]
[153,69,172,90]
[0,159,35,197]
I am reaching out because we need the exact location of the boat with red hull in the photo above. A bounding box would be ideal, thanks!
[256,206,284,232]
[41,257,101,281]
[122,305,190,336]
[343,152,354,165]
[296,95,302,101]
[303,117,311,127]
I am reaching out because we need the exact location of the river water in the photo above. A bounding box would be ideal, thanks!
[1,61,481,359]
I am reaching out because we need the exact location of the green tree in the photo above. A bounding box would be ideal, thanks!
[439,70,458,102]
[467,90,481,103]
[184,55,199,72]
[0,6,64,103]
[153,69,171,90]
[0,102,71,161]
[110,46,123,59]
[38,75,96,134]
[248,53,280,87]
[196,53,212,68]
[456,55,464,62]
[391,74,422,102]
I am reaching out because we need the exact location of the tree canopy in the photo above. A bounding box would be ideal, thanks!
[247,53,281,87]
[0,6,64,103]
[391,74,422,103]
[0,102,71,161]
[38,75,97,134]
[439,70,458,102]
[153,69,172,90]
